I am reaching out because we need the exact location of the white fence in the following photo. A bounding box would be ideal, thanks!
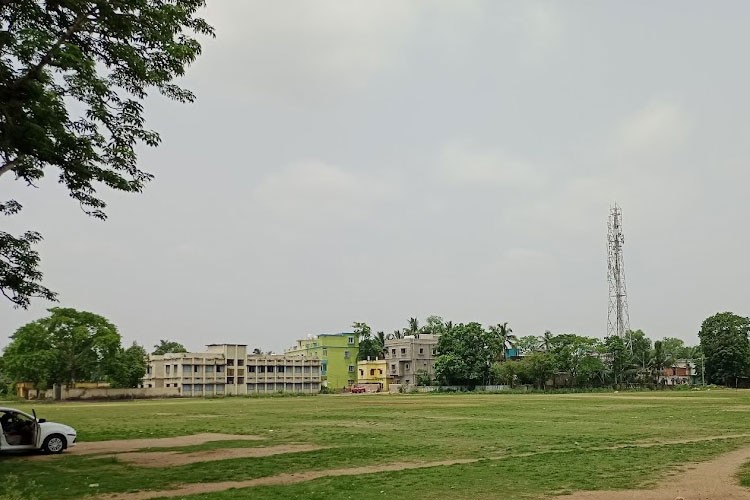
[389,384,517,393]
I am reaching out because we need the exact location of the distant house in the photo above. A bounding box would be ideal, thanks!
[357,358,388,392]
[658,360,696,385]
[285,333,359,389]
[384,334,438,386]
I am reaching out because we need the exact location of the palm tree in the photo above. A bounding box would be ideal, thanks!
[386,329,404,340]
[406,317,419,336]
[538,330,554,351]
[649,340,672,386]
[375,331,386,358]
[490,322,517,361]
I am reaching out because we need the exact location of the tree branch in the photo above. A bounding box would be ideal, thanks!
[0,157,22,178]
[15,6,98,86]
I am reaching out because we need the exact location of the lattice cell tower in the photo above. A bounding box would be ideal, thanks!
[607,203,631,340]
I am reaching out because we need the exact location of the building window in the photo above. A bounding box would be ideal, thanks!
[348,336,354,344]
[432,349,436,355]
[165,366,170,375]
[419,348,424,354]
[401,348,406,355]
[391,364,396,372]
[370,369,375,376]
[227,359,235,366]
[248,366,256,373]
[378,369,383,375]
[194,365,200,373]
[322,348,327,356]
[217,366,224,373]
[348,365,355,373]
[238,359,244,366]
[391,349,396,355]
[259,366,266,373]
[267,366,274,373]
[359,369,364,376]
[278,366,285,373]
[406,364,410,370]
[344,351,350,359]
[227,377,234,384]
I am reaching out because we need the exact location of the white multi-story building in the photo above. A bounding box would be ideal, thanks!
[143,344,321,396]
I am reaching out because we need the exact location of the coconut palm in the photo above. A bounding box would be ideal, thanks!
[649,340,672,385]
[538,330,554,351]
[489,322,517,361]
[375,331,386,357]
[406,317,419,336]
[386,329,404,340]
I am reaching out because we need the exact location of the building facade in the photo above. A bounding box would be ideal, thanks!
[285,333,358,389]
[144,344,321,396]
[356,358,388,391]
[658,360,697,386]
[384,334,439,386]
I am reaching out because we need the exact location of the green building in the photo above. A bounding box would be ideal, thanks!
[285,333,358,389]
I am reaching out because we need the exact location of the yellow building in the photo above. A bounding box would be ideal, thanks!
[356,358,388,391]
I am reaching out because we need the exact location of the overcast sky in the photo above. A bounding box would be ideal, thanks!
[3,1,749,353]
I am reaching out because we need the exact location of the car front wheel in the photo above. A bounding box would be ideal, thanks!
[42,434,66,454]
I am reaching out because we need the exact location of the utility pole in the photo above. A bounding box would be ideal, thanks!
[607,204,632,346]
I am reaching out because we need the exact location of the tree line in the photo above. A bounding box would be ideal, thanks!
[1,308,190,392]
[354,312,750,389]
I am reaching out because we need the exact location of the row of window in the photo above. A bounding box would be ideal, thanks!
[166,383,224,389]
[165,365,225,375]
[359,368,385,377]
[389,347,436,356]
[180,382,319,391]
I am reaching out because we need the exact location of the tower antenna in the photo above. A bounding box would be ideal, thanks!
[607,203,631,343]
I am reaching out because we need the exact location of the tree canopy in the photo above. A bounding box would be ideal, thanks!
[1,0,214,308]
[434,322,501,386]
[152,339,188,355]
[353,316,717,388]
[1,307,145,388]
[699,312,750,385]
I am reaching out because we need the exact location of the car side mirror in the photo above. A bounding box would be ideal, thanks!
[38,418,46,423]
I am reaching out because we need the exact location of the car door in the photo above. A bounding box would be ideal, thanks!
[33,409,43,449]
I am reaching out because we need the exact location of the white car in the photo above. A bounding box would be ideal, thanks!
[0,407,77,454]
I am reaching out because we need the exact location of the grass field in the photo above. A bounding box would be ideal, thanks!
[2,390,750,499]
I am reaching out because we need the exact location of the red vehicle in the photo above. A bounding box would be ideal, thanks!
[351,386,366,394]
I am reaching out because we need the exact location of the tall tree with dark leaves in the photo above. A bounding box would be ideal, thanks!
[699,312,750,385]
[109,342,147,388]
[0,1,214,308]
[2,307,122,387]
[434,323,498,387]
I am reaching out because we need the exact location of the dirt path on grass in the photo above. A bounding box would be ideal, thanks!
[553,444,750,500]
[97,458,480,500]
[95,435,750,500]
[68,433,264,455]
[114,444,326,467]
